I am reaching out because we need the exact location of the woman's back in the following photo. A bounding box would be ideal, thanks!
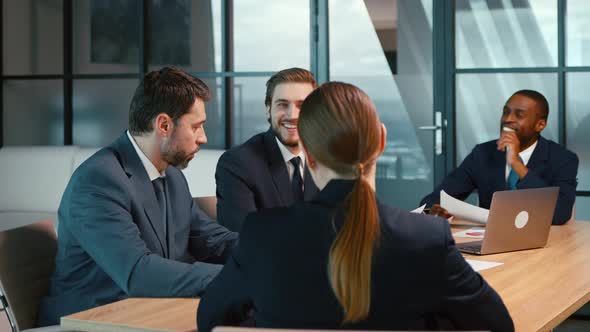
[198,180,513,331]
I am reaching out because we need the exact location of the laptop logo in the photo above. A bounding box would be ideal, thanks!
[515,211,529,229]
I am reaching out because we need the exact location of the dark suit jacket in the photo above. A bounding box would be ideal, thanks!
[37,133,238,326]
[197,180,514,332]
[216,129,319,231]
[421,136,578,225]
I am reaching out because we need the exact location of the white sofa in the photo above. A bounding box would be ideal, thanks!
[0,146,223,232]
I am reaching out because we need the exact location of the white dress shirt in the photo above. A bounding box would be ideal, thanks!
[127,130,166,181]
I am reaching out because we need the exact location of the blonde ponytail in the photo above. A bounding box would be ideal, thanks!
[328,177,379,322]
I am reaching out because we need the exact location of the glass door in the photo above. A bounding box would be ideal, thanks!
[328,0,437,210]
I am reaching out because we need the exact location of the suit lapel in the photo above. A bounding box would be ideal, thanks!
[164,176,173,258]
[263,129,294,205]
[526,136,549,174]
[491,148,508,191]
[113,133,168,257]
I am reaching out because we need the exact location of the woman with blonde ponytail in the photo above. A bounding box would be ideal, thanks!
[198,82,513,332]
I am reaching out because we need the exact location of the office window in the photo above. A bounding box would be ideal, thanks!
[148,0,222,73]
[3,80,64,145]
[2,0,63,75]
[455,0,557,68]
[456,73,558,163]
[566,0,590,66]
[233,0,310,71]
[232,76,269,145]
[199,77,224,149]
[73,0,140,74]
[566,72,590,191]
[72,79,137,147]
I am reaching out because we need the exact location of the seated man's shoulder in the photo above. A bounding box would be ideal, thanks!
[473,139,498,153]
[219,132,268,166]
[69,147,128,190]
[545,137,578,160]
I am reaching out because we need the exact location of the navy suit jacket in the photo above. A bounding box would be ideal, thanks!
[420,136,578,225]
[198,180,514,332]
[37,133,238,326]
[216,129,319,232]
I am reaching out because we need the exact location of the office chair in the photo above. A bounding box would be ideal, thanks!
[195,196,218,220]
[0,220,66,332]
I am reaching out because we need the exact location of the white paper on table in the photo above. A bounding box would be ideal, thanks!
[410,204,426,214]
[453,227,486,239]
[465,259,503,272]
[440,190,489,224]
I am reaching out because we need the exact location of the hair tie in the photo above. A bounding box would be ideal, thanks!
[357,163,365,178]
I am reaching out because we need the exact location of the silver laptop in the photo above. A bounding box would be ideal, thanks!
[457,187,559,255]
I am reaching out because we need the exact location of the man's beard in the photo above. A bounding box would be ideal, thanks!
[161,136,193,169]
[270,117,299,148]
[162,149,191,169]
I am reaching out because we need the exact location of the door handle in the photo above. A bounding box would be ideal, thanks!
[418,112,444,156]
[418,125,441,130]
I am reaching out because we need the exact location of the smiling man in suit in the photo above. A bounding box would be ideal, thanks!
[37,67,238,326]
[216,68,319,232]
[420,89,578,225]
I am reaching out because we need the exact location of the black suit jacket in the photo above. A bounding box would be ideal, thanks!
[37,133,238,326]
[198,180,514,332]
[421,136,578,225]
[216,129,319,231]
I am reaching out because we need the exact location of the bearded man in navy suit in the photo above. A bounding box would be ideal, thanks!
[421,90,578,225]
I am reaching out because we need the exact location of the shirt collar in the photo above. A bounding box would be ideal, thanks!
[519,139,538,166]
[275,136,306,165]
[127,130,165,181]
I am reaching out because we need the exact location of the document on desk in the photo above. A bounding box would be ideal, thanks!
[441,190,489,224]
[465,259,503,272]
[453,227,485,239]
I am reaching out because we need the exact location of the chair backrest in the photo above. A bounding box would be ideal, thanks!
[194,196,217,220]
[0,220,57,331]
[0,146,79,214]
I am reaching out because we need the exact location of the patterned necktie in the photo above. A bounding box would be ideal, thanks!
[290,157,304,202]
[152,177,168,239]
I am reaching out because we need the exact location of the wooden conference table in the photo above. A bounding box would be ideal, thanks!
[61,222,590,332]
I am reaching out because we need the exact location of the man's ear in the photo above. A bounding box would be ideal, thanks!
[535,118,547,133]
[155,113,173,137]
[379,123,387,156]
[266,105,271,124]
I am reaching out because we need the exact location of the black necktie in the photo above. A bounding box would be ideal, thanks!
[290,157,304,202]
[152,177,167,240]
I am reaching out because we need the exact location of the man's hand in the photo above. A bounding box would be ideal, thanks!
[429,204,453,218]
[497,128,529,178]
[497,129,522,166]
